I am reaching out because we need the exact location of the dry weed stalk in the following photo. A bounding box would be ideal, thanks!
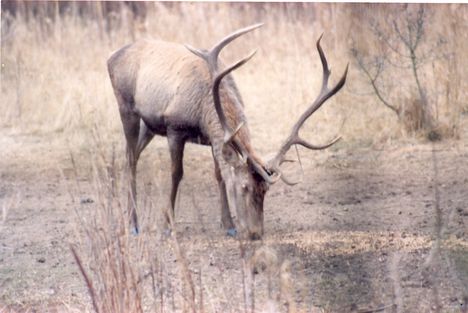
[168,227,197,313]
[66,139,147,313]
[68,138,207,313]
[70,245,100,313]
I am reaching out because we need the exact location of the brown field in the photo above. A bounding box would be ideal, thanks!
[1,2,467,313]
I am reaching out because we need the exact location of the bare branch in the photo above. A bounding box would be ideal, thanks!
[393,20,411,50]
[416,37,448,67]
[412,5,426,50]
[372,20,411,59]
[351,45,399,115]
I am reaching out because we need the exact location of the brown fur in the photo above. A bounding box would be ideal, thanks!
[108,27,345,240]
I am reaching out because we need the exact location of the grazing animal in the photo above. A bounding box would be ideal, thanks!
[107,24,347,240]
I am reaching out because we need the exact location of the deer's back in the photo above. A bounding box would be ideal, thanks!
[108,39,212,135]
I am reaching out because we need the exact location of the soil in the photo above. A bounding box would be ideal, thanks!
[0,128,467,313]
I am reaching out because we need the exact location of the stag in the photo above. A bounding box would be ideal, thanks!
[107,24,347,240]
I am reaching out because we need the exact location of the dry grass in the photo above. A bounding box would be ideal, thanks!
[2,3,466,151]
[64,142,309,313]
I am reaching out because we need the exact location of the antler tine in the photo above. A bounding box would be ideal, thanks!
[268,36,348,174]
[277,136,341,186]
[185,23,263,71]
[296,135,342,151]
[317,34,330,93]
[212,50,257,144]
[210,23,263,69]
[280,171,302,186]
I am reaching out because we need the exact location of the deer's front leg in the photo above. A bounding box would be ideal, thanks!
[166,132,186,228]
[213,153,236,235]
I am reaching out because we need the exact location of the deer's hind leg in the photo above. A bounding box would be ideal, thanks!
[119,111,140,234]
[117,99,155,235]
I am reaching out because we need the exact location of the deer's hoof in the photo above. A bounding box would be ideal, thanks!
[163,228,172,237]
[226,228,237,237]
[130,226,139,236]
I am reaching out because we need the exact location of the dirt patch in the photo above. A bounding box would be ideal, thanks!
[0,129,467,312]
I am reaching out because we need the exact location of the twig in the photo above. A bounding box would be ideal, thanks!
[70,245,100,313]
[351,45,399,115]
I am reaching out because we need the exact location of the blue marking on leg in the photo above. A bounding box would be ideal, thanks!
[226,228,237,237]
[163,228,172,237]
[131,226,139,236]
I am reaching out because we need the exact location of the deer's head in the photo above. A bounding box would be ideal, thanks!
[187,24,348,240]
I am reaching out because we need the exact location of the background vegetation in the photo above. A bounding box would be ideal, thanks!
[1,2,467,312]
[2,2,466,148]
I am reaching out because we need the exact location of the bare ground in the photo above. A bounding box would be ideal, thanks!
[0,128,467,313]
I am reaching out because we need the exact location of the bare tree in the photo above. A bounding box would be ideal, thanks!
[351,4,447,138]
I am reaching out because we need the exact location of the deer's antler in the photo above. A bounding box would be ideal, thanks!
[267,35,348,185]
